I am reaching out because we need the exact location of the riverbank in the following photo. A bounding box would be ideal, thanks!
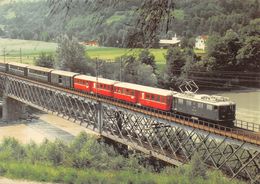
[0,113,98,144]
[0,177,54,184]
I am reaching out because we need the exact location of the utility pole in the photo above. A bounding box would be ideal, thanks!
[3,48,5,63]
[20,48,22,63]
[116,40,122,81]
[96,57,98,99]
[120,57,122,81]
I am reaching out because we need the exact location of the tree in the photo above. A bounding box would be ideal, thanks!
[34,52,55,68]
[180,48,196,81]
[0,28,4,36]
[48,0,175,48]
[56,34,94,74]
[236,36,260,72]
[138,49,156,72]
[162,46,186,88]
[136,64,157,86]
[119,55,157,86]
[206,30,242,71]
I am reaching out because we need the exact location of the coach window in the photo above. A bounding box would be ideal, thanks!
[145,94,149,100]
[214,106,218,110]
[198,103,203,108]
[156,96,160,102]
[161,96,165,103]
[207,104,213,110]
[58,75,62,84]
[129,90,133,96]
[187,100,191,106]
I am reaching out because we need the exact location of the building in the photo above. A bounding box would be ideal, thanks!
[195,35,208,50]
[159,34,181,48]
[79,41,99,47]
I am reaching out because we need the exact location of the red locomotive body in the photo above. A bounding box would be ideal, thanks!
[114,82,173,111]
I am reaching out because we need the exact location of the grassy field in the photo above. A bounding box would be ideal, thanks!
[0,38,57,64]
[0,38,205,70]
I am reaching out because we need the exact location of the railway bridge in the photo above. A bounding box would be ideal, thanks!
[0,73,259,184]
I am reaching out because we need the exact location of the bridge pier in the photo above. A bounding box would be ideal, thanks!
[2,95,28,121]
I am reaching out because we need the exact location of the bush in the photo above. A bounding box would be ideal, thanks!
[0,134,245,184]
[0,137,26,161]
[34,52,55,68]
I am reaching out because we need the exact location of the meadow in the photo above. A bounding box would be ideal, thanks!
[0,38,205,70]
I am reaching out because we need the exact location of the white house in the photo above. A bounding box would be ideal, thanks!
[195,35,208,50]
[159,34,181,48]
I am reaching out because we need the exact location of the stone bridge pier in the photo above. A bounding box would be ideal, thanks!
[2,95,28,121]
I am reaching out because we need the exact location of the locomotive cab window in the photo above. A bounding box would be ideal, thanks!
[58,75,62,84]
[187,100,191,106]
[178,98,183,104]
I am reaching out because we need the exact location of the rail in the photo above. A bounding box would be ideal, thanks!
[1,72,260,146]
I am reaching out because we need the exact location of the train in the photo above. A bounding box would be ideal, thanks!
[0,61,236,127]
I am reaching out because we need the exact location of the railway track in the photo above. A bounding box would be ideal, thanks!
[1,72,260,146]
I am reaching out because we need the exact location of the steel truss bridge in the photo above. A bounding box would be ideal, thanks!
[0,73,259,184]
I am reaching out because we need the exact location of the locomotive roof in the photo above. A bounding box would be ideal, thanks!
[114,82,174,96]
[27,65,53,72]
[8,62,28,68]
[75,75,118,85]
[51,70,79,77]
[173,92,235,106]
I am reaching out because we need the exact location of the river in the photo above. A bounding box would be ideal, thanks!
[0,113,98,144]
[211,89,260,124]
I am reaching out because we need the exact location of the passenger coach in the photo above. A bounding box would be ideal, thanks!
[114,82,173,111]
[0,61,7,72]
[27,65,53,82]
[51,70,79,88]
[74,75,117,97]
[74,75,97,93]
[8,62,28,77]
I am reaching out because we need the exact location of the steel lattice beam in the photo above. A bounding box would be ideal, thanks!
[0,75,259,184]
